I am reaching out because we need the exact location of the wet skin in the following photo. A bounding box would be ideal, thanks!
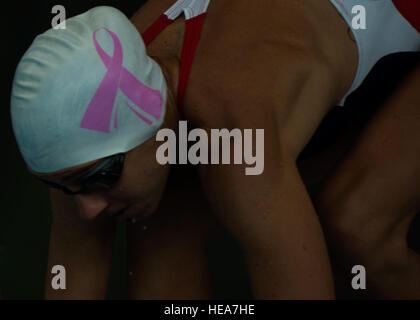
[35,0,365,299]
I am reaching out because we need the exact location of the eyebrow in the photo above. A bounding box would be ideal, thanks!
[46,162,101,182]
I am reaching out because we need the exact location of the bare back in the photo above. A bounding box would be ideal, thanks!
[131,0,358,158]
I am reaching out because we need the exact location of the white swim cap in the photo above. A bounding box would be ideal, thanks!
[11,6,167,173]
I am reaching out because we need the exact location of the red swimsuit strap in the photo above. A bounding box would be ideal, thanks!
[142,14,174,46]
[141,12,207,117]
[392,0,420,34]
[177,13,206,113]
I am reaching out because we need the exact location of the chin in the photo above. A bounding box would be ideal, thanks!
[119,198,158,221]
[120,181,167,221]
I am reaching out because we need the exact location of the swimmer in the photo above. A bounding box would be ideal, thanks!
[10,0,420,299]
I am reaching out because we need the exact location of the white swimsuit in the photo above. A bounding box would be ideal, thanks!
[328,0,420,106]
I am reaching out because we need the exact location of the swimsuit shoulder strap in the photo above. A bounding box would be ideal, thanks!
[142,0,211,116]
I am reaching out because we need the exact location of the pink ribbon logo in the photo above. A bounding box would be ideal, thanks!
[80,28,163,133]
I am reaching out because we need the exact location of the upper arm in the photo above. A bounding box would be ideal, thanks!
[197,134,290,246]
[198,133,335,298]
[126,170,216,299]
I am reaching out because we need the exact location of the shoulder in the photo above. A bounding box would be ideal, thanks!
[184,2,336,122]
[185,34,334,134]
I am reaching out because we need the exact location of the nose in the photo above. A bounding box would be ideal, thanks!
[73,193,109,220]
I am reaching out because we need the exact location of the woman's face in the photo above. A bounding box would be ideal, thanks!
[30,135,170,221]
[29,55,179,221]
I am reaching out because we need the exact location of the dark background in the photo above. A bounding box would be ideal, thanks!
[1,0,419,299]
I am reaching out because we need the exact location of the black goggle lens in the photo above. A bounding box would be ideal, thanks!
[37,153,125,195]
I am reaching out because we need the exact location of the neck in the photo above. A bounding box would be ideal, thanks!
[152,55,181,130]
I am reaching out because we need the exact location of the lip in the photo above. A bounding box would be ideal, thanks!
[116,204,140,221]
[117,204,152,222]
[110,206,129,218]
